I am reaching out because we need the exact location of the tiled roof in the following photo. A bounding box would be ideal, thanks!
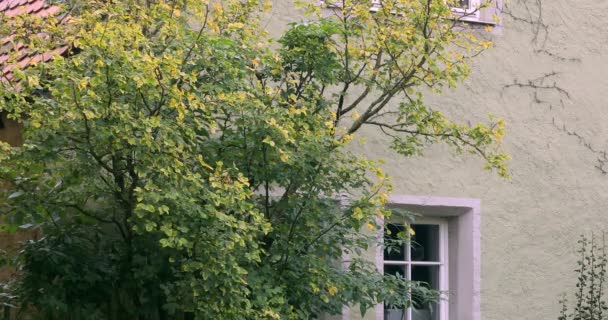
[0,0,67,83]
[0,0,60,17]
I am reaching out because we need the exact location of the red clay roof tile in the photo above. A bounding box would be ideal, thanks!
[26,0,44,14]
[0,0,67,83]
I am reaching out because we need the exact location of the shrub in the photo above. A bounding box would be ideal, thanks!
[559,235,608,320]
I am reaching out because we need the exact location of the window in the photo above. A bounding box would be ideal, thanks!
[372,195,481,320]
[451,0,474,10]
[321,0,489,23]
[383,219,449,320]
[450,0,481,20]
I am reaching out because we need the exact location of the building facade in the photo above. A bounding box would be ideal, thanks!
[1,0,606,319]
[266,1,608,320]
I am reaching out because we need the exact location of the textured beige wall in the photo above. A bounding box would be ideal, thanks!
[266,1,608,319]
[0,0,600,318]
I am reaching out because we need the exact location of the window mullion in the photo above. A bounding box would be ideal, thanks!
[409,261,442,266]
[406,263,412,320]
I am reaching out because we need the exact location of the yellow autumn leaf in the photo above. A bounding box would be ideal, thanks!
[279,151,290,162]
[252,57,260,67]
[366,222,376,231]
[352,207,364,220]
[262,136,275,147]
[228,22,244,29]
[82,109,96,119]
[342,134,353,144]
[328,285,338,296]
[408,226,416,236]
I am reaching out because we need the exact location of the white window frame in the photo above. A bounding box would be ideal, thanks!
[450,0,481,21]
[320,0,482,21]
[381,217,450,320]
[371,195,481,320]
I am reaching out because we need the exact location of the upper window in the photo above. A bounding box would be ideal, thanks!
[450,0,481,20]
[321,0,490,23]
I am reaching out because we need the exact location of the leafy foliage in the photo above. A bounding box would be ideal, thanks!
[559,235,608,320]
[0,0,506,319]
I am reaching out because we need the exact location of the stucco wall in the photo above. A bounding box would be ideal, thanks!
[0,1,602,318]
[267,1,608,319]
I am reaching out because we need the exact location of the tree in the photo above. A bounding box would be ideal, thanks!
[0,0,506,319]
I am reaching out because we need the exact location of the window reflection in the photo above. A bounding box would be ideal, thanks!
[411,266,440,320]
[410,225,439,262]
[384,223,406,261]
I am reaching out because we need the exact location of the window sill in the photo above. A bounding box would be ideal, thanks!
[452,14,497,26]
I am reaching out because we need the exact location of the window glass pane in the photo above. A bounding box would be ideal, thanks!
[411,266,440,320]
[385,308,407,320]
[384,264,406,278]
[384,264,407,320]
[449,0,469,8]
[410,224,439,262]
[384,223,406,261]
